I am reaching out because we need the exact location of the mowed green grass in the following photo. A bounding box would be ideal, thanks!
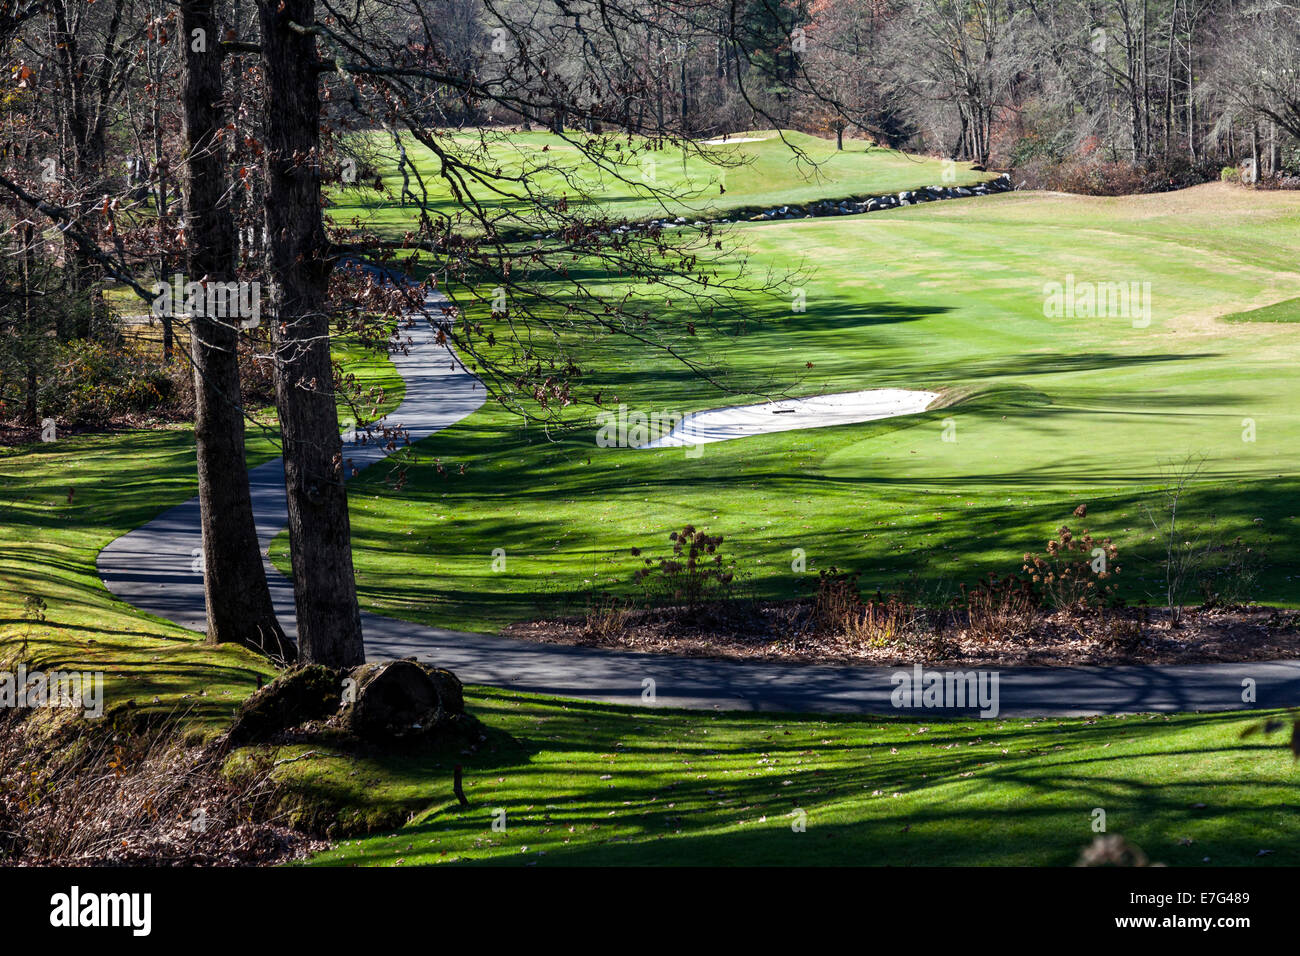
[7,377,1297,870]
[301,691,1300,867]
[312,182,1300,633]
[330,129,992,236]
[5,154,1300,865]
[0,341,403,728]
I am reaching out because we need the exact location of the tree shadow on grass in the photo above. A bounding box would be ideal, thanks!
[266,717,533,838]
[332,703,1299,867]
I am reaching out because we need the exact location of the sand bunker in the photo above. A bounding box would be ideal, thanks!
[639,389,939,448]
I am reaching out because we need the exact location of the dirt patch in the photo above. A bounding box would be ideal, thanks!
[505,602,1300,668]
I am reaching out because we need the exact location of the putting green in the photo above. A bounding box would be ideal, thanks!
[283,181,1300,633]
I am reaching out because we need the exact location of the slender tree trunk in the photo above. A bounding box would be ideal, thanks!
[1250,123,1260,185]
[1186,37,1197,162]
[1162,4,1175,158]
[1141,0,1151,159]
[150,19,173,362]
[257,0,365,668]
[23,364,37,423]
[21,223,37,424]
[180,0,293,660]
[1129,81,1143,162]
[156,175,173,362]
[656,39,665,134]
[680,57,688,131]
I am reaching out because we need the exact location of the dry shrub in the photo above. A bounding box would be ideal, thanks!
[0,706,311,866]
[1023,510,1120,611]
[582,595,630,640]
[858,596,911,647]
[631,525,737,610]
[1099,613,1144,653]
[956,572,1039,644]
[811,569,914,647]
[1045,156,1217,195]
[810,568,861,633]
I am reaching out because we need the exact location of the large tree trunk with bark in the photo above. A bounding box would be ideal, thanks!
[180,0,293,661]
[258,0,365,668]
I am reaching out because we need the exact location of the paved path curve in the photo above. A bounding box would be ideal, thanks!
[97,292,1300,717]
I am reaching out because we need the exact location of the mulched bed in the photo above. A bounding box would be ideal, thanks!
[504,601,1300,668]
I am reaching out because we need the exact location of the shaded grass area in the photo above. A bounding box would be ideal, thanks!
[0,341,403,729]
[307,184,1300,633]
[298,688,1300,866]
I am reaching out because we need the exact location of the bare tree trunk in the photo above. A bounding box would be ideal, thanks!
[149,4,174,363]
[180,0,293,660]
[257,0,365,668]
[679,45,691,134]
[21,223,37,424]
[1186,35,1197,162]
[1251,123,1260,185]
[1129,85,1144,162]
[1162,2,1175,158]
[1141,0,1151,159]
[156,151,173,363]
